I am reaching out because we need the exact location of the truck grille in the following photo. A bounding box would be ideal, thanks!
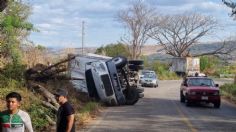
[195,91,217,96]
[101,74,113,96]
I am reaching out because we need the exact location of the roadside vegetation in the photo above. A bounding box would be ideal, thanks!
[150,61,179,80]
[220,83,236,102]
[0,1,102,131]
[200,56,236,77]
[95,43,129,57]
[141,56,179,80]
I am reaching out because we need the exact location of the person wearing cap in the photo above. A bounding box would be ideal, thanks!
[54,89,75,132]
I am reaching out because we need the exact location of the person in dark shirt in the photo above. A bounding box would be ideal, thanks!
[54,89,75,132]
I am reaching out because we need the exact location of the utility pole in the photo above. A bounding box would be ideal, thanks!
[81,21,85,55]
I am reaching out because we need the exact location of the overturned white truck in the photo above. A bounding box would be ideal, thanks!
[69,54,144,106]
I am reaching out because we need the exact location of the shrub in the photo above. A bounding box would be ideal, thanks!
[28,103,55,130]
[220,83,236,100]
[78,102,101,125]
[150,61,179,80]
[1,63,26,82]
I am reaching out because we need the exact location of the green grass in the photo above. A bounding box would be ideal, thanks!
[158,71,180,80]
[147,61,180,80]
[78,102,101,125]
[220,83,236,101]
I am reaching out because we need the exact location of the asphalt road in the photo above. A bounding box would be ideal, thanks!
[81,80,236,132]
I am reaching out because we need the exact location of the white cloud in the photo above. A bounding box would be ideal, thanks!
[50,17,65,24]
[36,23,51,29]
[41,30,58,35]
[26,0,236,48]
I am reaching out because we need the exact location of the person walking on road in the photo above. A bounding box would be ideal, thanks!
[54,88,75,132]
[0,92,33,132]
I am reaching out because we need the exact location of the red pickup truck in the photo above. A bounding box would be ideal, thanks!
[180,76,221,108]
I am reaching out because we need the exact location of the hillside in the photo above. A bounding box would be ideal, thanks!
[46,41,236,64]
[146,42,236,63]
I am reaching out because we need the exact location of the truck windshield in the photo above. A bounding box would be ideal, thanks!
[188,78,214,87]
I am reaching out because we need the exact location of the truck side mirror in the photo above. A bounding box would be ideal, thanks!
[183,83,188,87]
[215,84,219,87]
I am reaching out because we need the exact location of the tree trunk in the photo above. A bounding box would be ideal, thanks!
[27,81,59,108]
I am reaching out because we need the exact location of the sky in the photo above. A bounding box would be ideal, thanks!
[25,0,236,48]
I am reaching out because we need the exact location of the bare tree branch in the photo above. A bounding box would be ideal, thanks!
[117,0,155,59]
[0,0,7,12]
[149,12,218,57]
[222,0,236,19]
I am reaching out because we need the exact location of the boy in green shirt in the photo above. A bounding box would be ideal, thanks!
[0,92,33,132]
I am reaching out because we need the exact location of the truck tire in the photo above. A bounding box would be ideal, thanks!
[112,56,127,69]
[214,102,221,108]
[85,69,100,101]
[180,91,185,103]
[128,60,144,65]
[128,64,144,71]
[124,88,139,105]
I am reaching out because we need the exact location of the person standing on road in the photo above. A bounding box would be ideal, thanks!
[0,92,33,132]
[54,88,75,132]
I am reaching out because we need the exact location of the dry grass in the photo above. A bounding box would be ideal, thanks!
[77,102,103,129]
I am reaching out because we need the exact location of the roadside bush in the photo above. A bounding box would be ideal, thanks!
[220,83,236,100]
[200,56,220,75]
[216,65,236,76]
[1,63,26,82]
[150,61,179,80]
[200,56,235,77]
[78,102,101,125]
[28,103,55,131]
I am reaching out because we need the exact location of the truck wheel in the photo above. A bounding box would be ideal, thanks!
[128,60,144,65]
[112,56,127,69]
[185,94,191,106]
[186,100,191,107]
[124,88,139,105]
[214,102,221,108]
[180,91,185,103]
[128,64,144,71]
[85,69,100,101]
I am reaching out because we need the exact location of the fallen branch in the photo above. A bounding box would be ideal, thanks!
[41,56,76,73]
[38,109,56,125]
[41,101,58,112]
[28,81,59,108]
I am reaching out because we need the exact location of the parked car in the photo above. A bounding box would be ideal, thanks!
[180,76,221,108]
[140,72,158,88]
[139,70,156,79]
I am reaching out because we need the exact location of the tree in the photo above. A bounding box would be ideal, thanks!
[95,43,129,57]
[222,0,236,84]
[222,0,236,19]
[117,0,155,59]
[0,0,7,12]
[0,0,34,65]
[149,13,218,57]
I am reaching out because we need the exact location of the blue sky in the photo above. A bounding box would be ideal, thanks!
[26,0,236,48]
